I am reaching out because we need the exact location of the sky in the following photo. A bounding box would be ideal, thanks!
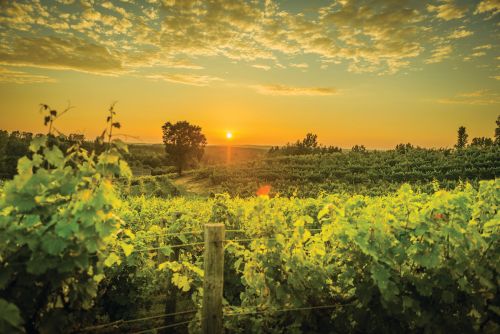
[0,0,499,148]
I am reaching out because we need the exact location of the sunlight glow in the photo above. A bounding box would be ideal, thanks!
[226,131,233,140]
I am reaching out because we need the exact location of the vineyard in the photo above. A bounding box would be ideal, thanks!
[0,135,499,333]
[193,146,500,197]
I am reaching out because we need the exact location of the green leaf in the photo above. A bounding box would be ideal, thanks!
[172,273,192,292]
[104,252,121,267]
[99,153,119,165]
[93,274,105,283]
[95,220,116,238]
[41,235,67,255]
[317,205,330,220]
[119,160,132,179]
[17,157,32,175]
[29,136,47,152]
[371,264,391,292]
[44,146,65,166]
[0,268,13,290]
[0,299,23,330]
[55,221,79,238]
[121,243,134,257]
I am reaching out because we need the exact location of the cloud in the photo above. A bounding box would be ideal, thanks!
[290,63,309,69]
[145,73,222,86]
[475,0,500,16]
[427,1,468,20]
[320,0,426,73]
[473,44,492,50]
[425,45,453,64]
[252,64,271,71]
[251,84,338,96]
[160,58,204,70]
[0,35,123,74]
[101,1,130,18]
[0,67,56,84]
[471,51,486,57]
[0,0,495,81]
[437,89,500,105]
[448,29,474,39]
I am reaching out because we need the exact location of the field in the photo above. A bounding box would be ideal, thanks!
[127,145,499,198]
[1,136,498,334]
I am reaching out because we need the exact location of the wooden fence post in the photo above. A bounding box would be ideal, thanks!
[202,224,225,334]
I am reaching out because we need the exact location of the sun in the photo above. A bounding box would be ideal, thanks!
[226,131,233,139]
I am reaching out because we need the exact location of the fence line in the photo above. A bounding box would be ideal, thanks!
[79,309,198,332]
[224,303,351,317]
[130,227,322,242]
[134,241,206,253]
[79,303,352,333]
[130,318,199,334]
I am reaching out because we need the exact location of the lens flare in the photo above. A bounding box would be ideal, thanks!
[256,185,271,197]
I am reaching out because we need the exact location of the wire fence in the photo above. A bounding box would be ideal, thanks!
[79,309,198,332]
[130,318,198,334]
[130,227,324,252]
[131,227,322,242]
[80,303,351,333]
[4,228,326,267]
[6,225,332,333]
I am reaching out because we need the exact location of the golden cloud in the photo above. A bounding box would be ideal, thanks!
[252,64,271,71]
[0,0,495,81]
[475,0,500,16]
[449,29,474,39]
[146,73,222,86]
[425,45,453,64]
[437,89,500,105]
[0,67,56,84]
[427,1,468,21]
[251,84,338,96]
[0,35,123,74]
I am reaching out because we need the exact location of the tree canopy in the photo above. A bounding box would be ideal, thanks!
[162,121,207,175]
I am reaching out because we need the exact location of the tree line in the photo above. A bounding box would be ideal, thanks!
[1,115,498,179]
[268,115,500,155]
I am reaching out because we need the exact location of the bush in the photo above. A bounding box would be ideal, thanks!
[0,136,133,333]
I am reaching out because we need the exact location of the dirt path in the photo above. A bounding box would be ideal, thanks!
[171,174,212,197]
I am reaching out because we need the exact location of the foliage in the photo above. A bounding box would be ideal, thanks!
[222,180,499,333]
[162,121,207,176]
[496,115,500,145]
[118,175,181,198]
[0,130,106,180]
[472,137,494,148]
[269,133,342,156]
[0,105,133,333]
[1,110,499,333]
[456,126,469,149]
[395,143,415,154]
[193,145,500,197]
[103,181,499,333]
[351,144,367,152]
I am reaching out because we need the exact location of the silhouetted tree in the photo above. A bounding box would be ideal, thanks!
[302,133,318,149]
[268,133,341,156]
[470,137,493,148]
[351,145,366,153]
[495,115,500,145]
[162,121,207,176]
[395,143,414,154]
[455,126,468,149]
